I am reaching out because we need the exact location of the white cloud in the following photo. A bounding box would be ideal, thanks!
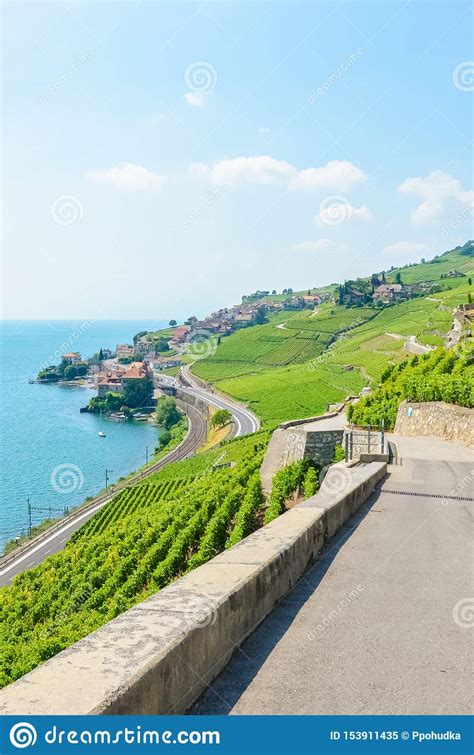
[184,92,212,108]
[289,160,367,191]
[316,201,373,226]
[292,239,338,253]
[86,162,165,191]
[190,155,295,186]
[189,156,367,191]
[398,170,474,224]
[382,242,428,261]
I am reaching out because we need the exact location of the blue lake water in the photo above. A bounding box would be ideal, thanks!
[0,320,167,549]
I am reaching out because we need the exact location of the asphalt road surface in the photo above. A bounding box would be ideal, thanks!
[179,365,260,436]
[193,436,474,715]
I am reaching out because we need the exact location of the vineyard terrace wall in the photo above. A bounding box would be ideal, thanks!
[0,462,386,716]
[395,400,474,448]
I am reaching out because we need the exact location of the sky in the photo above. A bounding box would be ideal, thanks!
[2,0,473,320]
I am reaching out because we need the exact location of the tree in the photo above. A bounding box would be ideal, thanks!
[64,365,78,380]
[123,377,153,409]
[395,271,403,284]
[76,364,87,376]
[105,392,123,412]
[154,338,169,352]
[211,409,232,429]
[169,319,177,327]
[155,396,181,429]
[156,429,172,450]
[271,290,277,295]
[99,347,104,362]
[253,308,267,325]
[468,277,472,286]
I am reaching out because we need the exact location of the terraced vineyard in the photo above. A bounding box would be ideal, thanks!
[73,477,193,539]
[0,433,271,688]
[194,305,376,385]
[193,247,473,425]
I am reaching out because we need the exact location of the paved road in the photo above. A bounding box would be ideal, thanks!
[179,365,260,436]
[193,436,474,715]
[0,401,208,587]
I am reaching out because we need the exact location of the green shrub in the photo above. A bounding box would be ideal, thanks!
[303,466,319,498]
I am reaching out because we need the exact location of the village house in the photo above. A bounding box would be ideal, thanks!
[116,344,135,360]
[95,361,149,397]
[303,294,321,306]
[62,352,82,364]
[152,356,182,371]
[441,269,464,279]
[343,289,366,306]
[372,283,406,303]
[170,325,190,346]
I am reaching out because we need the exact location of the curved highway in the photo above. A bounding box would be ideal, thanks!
[179,364,260,436]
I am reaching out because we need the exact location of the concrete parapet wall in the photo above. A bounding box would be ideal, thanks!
[395,400,474,448]
[0,463,386,716]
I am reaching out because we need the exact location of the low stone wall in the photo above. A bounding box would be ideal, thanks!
[305,429,344,466]
[0,462,386,716]
[395,400,474,448]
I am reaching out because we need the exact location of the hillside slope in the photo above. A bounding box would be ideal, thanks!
[193,247,473,425]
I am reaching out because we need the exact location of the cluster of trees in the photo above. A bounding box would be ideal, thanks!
[88,392,124,415]
[86,377,154,415]
[348,347,474,429]
[38,360,87,382]
[155,396,185,450]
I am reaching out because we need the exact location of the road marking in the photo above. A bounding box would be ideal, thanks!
[27,561,35,567]
[45,548,52,555]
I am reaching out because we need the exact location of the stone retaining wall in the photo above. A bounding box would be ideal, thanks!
[0,463,386,716]
[395,400,474,448]
[304,430,344,466]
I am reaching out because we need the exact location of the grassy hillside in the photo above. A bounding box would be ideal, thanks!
[193,246,473,426]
